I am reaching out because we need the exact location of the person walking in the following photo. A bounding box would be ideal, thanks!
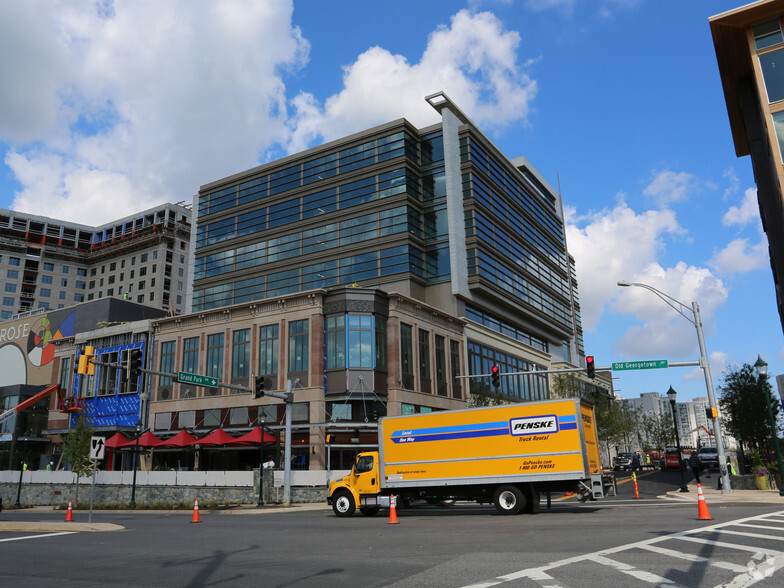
[689,451,701,484]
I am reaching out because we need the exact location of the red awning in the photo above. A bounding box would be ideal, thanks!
[104,432,130,448]
[193,428,239,446]
[118,431,164,448]
[232,427,277,445]
[158,430,198,448]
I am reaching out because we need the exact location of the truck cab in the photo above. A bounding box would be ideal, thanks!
[328,452,382,517]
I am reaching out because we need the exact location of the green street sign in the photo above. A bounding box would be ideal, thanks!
[177,371,219,388]
[612,360,669,371]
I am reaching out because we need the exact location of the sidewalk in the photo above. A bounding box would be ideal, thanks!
[0,501,331,532]
[661,477,784,503]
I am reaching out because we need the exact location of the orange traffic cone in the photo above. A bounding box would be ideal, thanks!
[65,500,73,522]
[191,498,201,523]
[388,494,399,524]
[696,483,712,520]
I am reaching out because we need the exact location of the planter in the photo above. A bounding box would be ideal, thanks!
[755,474,769,490]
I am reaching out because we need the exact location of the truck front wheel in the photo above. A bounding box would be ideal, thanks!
[332,490,356,517]
[493,485,526,515]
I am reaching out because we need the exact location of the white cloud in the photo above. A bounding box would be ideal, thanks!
[0,2,73,142]
[2,0,309,224]
[643,170,699,206]
[566,198,682,331]
[722,187,759,227]
[612,262,728,359]
[284,10,537,153]
[709,237,768,275]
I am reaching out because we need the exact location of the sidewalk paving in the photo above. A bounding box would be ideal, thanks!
[661,477,784,503]
[0,501,331,532]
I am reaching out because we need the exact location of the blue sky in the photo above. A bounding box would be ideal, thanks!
[0,0,780,402]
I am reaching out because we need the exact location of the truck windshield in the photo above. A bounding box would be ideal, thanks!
[355,455,374,474]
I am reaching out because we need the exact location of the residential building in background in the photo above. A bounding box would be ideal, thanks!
[622,391,736,452]
[0,202,192,320]
[711,0,784,334]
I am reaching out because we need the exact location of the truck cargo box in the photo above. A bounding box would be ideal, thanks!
[379,398,601,489]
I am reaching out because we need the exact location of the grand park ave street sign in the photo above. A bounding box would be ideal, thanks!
[612,359,669,371]
[177,371,218,388]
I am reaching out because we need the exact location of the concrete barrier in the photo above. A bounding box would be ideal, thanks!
[0,469,350,507]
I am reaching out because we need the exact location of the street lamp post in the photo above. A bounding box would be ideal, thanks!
[618,281,732,494]
[754,356,784,496]
[258,415,266,507]
[130,420,142,509]
[667,386,689,493]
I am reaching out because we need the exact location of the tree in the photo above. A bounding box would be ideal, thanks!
[550,373,583,399]
[719,363,780,458]
[61,413,94,505]
[640,411,675,454]
[589,394,637,460]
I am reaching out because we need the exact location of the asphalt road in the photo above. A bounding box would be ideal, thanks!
[1,471,783,587]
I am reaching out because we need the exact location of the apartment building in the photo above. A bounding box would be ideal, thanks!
[0,203,192,320]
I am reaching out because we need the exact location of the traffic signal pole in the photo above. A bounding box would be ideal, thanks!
[88,356,298,505]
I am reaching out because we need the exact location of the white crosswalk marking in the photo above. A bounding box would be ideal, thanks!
[460,510,784,588]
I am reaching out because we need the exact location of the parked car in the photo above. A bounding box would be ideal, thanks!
[613,453,634,470]
[698,447,719,471]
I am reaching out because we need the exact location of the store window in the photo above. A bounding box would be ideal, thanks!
[182,337,199,374]
[258,325,279,375]
[231,328,250,379]
[288,320,308,373]
[326,316,345,369]
[348,315,373,368]
[206,333,224,380]
[159,341,176,386]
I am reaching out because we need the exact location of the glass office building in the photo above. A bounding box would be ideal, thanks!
[189,92,585,407]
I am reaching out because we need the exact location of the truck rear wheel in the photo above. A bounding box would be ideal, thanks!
[493,485,525,515]
[332,490,356,517]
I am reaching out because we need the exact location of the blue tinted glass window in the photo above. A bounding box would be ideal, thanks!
[268,198,301,228]
[302,188,337,218]
[759,48,784,103]
[303,153,337,185]
[237,209,266,236]
[754,19,783,50]
[238,176,267,204]
[270,164,302,195]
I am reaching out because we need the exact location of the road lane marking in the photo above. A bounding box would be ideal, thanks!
[0,532,75,543]
[715,528,784,541]
[673,536,784,556]
[637,544,709,562]
[460,510,784,588]
[735,522,784,531]
[589,554,685,586]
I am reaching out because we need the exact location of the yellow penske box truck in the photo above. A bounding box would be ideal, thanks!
[328,398,608,516]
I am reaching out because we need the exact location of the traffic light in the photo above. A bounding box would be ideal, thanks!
[254,375,265,398]
[586,355,595,379]
[77,346,95,375]
[491,365,500,390]
[128,349,143,378]
[325,434,335,444]
[706,406,718,420]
